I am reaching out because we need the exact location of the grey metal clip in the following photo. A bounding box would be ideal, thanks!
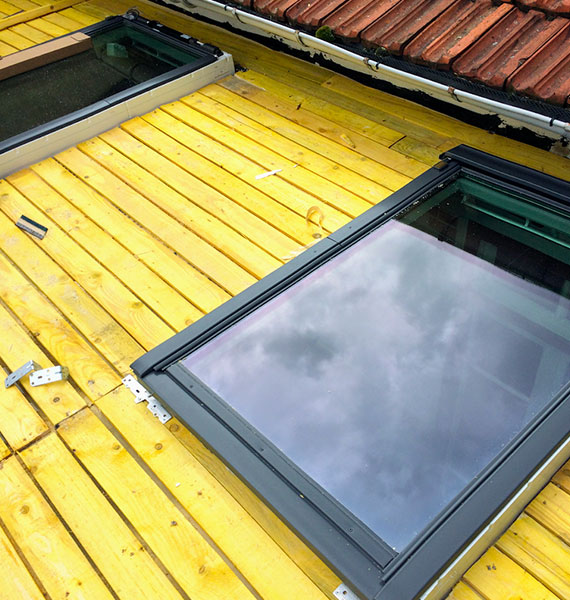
[5,360,41,388]
[122,374,153,403]
[122,375,172,424]
[333,583,361,600]
[29,366,69,387]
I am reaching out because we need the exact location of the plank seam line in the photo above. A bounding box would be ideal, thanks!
[494,533,567,600]
[20,162,209,321]
[87,127,310,257]
[3,175,182,339]
[74,137,283,278]
[89,123,295,271]
[0,510,53,600]
[7,450,122,600]
[523,505,570,556]
[0,354,59,429]
[27,157,215,316]
[53,150,245,298]
[51,418,195,600]
[149,106,358,223]
[0,246,123,385]
[189,89,392,203]
[91,128,317,252]
[88,399,265,600]
[208,80,405,192]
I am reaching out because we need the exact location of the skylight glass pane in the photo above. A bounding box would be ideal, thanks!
[180,174,570,551]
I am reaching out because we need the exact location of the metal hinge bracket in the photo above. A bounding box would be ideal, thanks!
[5,360,42,388]
[122,375,172,424]
[29,366,69,387]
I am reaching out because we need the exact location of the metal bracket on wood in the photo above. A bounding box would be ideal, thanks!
[29,366,69,387]
[122,374,172,424]
[4,360,41,388]
[333,583,361,600]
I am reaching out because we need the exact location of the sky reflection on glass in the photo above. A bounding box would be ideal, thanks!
[181,183,570,551]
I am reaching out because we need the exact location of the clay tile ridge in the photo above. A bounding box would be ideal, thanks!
[507,20,570,105]
[322,0,402,42]
[403,0,513,69]
[452,9,567,90]
[360,0,457,55]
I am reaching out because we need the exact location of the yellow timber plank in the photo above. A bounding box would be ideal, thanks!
[191,83,412,192]
[463,546,559,600]
[0,300,88,423]
[447,581,485,600]
[132,111,352,233]
[0,192,152,361]
[59,6,100,24]
[495,513,570,599]
[69,1,111,20]
[235,68,451,149]
[0,436,10,460]
[53,146,258,296]
[0,366,48,450]
[98,386,333,600]
[78,135,288,274]
[100,124,320,248]
[7,169,203,331]
[178,91,387,208]
[58,408,256,600]
[0,525,45,600]
[230,69,405,148]
[390,136,443,166]
[4,0,42,10]
[10,21,50,42]
[552,458,570,494]
[30,157,230,314]
[169,415,341,594]
[0,38,17,55]
[42,10,83,30]
[219,73,426,179]
[0,28,34,49]
[322,74,570,180]
[21,433,186,600]
[526,483,570,545]
[0,0,80,30]
[26,17,68,36]
[0,244,121,400]
[0,455,115,600]
[0,1,21,16]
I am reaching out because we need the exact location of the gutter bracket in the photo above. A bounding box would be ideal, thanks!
[123,374,172,424]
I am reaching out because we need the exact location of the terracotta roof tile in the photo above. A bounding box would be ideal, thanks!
[516,0,570,16]
[287,0,348,28]
[240,0,570,106]
[360,0,455,54]
[507,21,570,104]
[452,9,566,89]
[322,0,402,42]
[403,0,512,69]
[231,0,253,7]
[253,0,302,20]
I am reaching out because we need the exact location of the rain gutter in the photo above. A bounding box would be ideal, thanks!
[164,0,570,140]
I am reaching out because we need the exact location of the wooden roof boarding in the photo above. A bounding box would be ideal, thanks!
[0,1,570,599]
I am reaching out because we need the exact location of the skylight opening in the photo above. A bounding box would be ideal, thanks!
[0,11,234,178]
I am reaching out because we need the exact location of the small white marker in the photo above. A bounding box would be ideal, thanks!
[255,169,282,180]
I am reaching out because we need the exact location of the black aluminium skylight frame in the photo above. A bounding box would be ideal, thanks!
[0,11,221,155]
[132,145,570,600]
